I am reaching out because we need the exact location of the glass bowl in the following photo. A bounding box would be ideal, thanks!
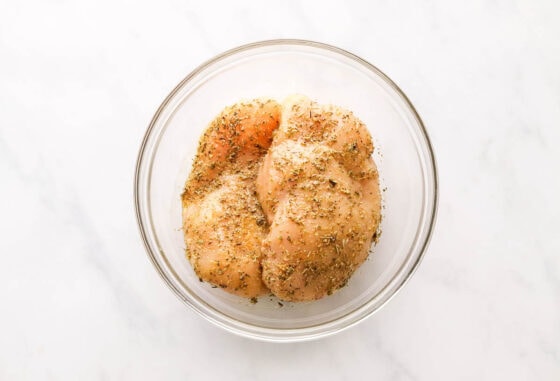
[134,40,438,342]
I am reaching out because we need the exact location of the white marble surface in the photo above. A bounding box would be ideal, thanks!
[1,0,559,379]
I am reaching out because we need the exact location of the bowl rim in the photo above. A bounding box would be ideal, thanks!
[134,39,439,342]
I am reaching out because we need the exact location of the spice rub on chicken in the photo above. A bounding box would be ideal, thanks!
[256,95,381,301]
[182,99,281,298]
[182,95,381,301]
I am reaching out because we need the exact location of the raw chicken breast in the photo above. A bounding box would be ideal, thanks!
[256,95,381,301]
[182,99,281,297]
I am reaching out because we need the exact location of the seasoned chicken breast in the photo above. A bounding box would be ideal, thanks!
[182,99,281,297]
[256,95,381,301]
[183,95,381,302]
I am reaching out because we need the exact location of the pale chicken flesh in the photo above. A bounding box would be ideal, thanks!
[182,95,381,301]
[182,99,281,297]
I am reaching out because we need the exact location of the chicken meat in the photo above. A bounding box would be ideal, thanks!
[182,95,381,302]
[256,95,381,301]
[182,99,281,298]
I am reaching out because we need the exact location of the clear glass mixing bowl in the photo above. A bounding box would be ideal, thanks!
[134,40,438,342]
